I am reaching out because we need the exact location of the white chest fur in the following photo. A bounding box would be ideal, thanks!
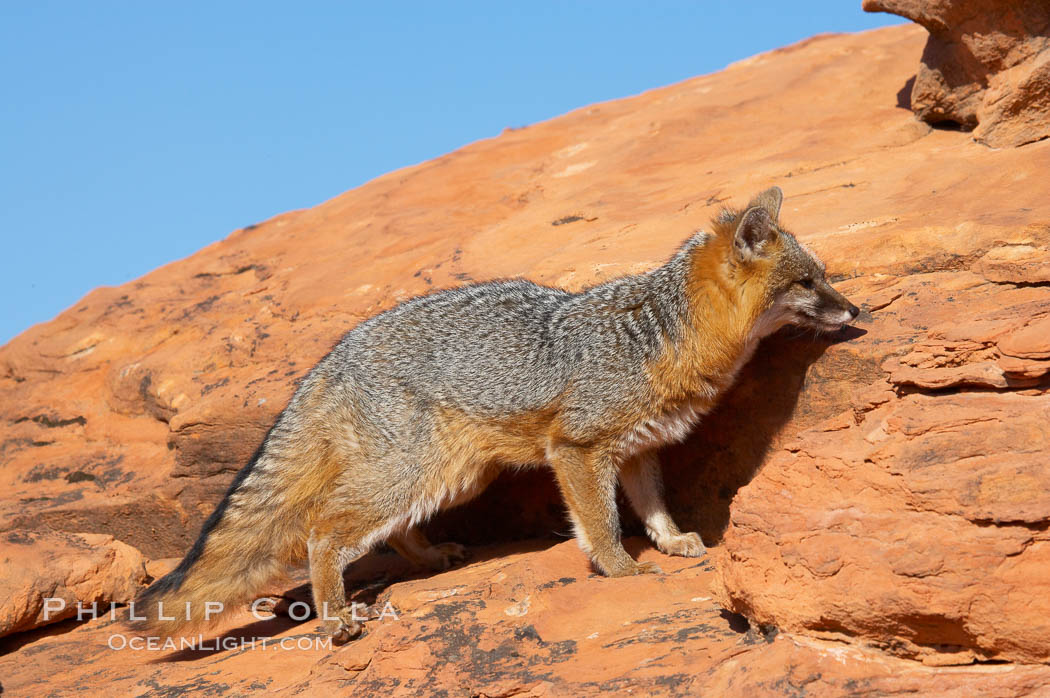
[617,400,710,459]
[614,302,790,461]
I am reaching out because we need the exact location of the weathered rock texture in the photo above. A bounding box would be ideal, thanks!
[0,529,148,638]
[864,0,1050,147]
[1,22,1049,696]
[4,540,1050,696]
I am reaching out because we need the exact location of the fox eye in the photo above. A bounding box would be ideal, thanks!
[798,278,814,290]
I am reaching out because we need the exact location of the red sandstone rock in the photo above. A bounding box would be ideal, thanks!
[714,387,1050,664]
[1,23,1050,694]
[0,529,148,638]
[706,635,1050,696]
[3,540,1047,695]
[977,244,1050,284]
[881,281,1050,389]
[864,0,1050,147]
[1000,315,1050,359]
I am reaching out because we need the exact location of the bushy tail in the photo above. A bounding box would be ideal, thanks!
[131,440,314,637]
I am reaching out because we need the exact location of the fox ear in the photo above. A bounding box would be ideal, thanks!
[746,186,783,221]
[734,206,777,259]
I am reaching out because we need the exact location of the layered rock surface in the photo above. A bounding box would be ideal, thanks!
[1,23,1049,696]
[4,541,1049,696]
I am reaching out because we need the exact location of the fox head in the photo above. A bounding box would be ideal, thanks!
[721,186,859,335]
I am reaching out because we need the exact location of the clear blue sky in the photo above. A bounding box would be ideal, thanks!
[0,2,903,345]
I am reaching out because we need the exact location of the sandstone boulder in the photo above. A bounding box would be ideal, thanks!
[864,0,1050,147]
[0,529,148,638]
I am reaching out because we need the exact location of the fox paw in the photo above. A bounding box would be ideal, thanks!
[605,559,663,577]
[322,607,364,645]
[255,587,314,618]
[425,542,469,571]
[657,531,707,558]
[632,560,664,575]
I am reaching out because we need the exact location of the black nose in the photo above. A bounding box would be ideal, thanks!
[848,303,860,319]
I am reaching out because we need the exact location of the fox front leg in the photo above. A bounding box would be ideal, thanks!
[548,443,661,576]
[620,452,706,558]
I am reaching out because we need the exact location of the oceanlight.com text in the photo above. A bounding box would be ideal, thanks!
[107,634,334,651]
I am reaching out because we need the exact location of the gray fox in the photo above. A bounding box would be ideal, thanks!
[136,186,858,642]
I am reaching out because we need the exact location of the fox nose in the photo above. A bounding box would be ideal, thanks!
[847,303,860,320]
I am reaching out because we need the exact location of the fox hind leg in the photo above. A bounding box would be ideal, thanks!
[388,526,468,571]
[385,461,498,571]
[307,523,373,644]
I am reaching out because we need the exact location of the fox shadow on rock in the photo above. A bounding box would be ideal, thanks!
[427,326,861,550]
[659,326,861,545]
